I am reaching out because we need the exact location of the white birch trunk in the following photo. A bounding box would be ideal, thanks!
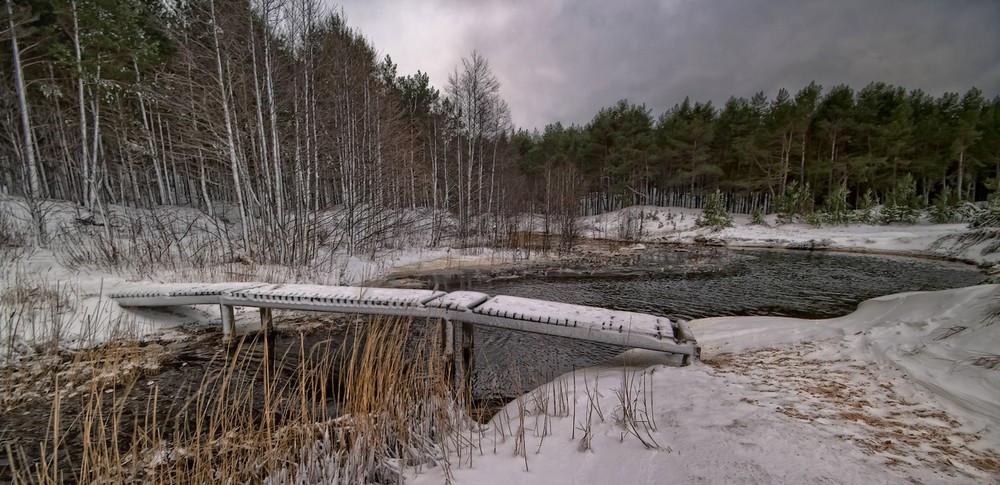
[262,4,283,223]
[248,14,272,220]
[71,0,94,208]
[210,0,251,251]
[8,0,43,243]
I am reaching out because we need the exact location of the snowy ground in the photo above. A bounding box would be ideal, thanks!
[0,197,531,360]
[579,206,999,267]
[3,198,999,482]
[410,285,1000,484]
[399,207,1000,484]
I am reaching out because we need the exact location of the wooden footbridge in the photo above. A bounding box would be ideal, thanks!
[111,283,700,383]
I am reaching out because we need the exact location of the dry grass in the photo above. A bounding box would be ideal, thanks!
[612,367,664,450]
[1,270,76,357]
[1,315,473,484]
[705,343,1000,481]
[1,265,136,370]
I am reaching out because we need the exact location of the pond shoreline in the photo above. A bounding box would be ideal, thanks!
[384,234,991,288]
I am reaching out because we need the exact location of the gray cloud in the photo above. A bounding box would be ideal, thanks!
[333,0,1000,130]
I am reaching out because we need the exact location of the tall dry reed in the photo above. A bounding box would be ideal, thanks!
[3,314,471,484]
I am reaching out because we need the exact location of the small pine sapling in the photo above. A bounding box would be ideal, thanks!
[748,206,768,226]
[881,174,921,224]
[775,181,814,224]
[696,189,734,230]
[854,188,878,224]
[821,183,850,225]
[929,186,960,224]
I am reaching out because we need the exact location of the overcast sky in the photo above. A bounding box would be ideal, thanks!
[331,0,1000,130]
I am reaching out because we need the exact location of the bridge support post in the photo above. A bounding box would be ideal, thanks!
[221,304,235,344]
[447,319,475,402]
[442,318,455,383]
[260,307,274,376]
[260,307,273,335]
[461,322,474,396]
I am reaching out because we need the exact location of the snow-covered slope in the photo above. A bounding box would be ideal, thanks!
[410,284,1000,484]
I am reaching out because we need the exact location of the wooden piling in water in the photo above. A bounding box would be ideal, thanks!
[461,322,474,395]
[261,307,274,377]
[221,304,235,344]
[441,317,475,401]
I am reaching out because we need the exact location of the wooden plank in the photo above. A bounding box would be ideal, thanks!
[454,311,698,357]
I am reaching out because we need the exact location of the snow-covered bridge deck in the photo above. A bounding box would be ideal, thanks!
[109,283,699,361]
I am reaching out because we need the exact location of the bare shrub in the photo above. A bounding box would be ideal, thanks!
[0,205,30,248]
[1,272,76,358]
[617,207,646,242]
[52,206,231,278]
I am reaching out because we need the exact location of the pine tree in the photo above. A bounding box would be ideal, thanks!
[696,189,734,230]
[882,174,921,224]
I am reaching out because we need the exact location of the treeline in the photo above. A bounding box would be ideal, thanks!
[514,83,1000,211]
[1,0,525,261]
[3,0,998,264]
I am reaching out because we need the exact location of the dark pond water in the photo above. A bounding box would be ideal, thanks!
[436,248,983,320]
[401,247,984,398]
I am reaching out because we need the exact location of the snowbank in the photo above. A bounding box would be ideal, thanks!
[694,284,1000,426]
[579,206,999,266]
[410,284,1000,484]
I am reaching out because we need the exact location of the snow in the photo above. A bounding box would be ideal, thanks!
[579,206,998,266]
[3,197,999,482]
[424,291,491,311]
[109,282,271,304]
[694,285,1000,426]
[474,294,674,342]
[408,284,1000,484]
[227,284,446,306]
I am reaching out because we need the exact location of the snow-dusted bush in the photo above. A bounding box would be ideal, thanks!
[696,190,734,230]
[970,193,1000,228]
[852,188,879,224]
[0,206,30,248]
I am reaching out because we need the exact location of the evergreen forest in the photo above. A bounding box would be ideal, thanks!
[2,0,998,261]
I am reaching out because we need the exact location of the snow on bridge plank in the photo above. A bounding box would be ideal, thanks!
[423,291,491,311]
[465,295,696,356]
[220,284,447,317]
[110,282,270,306]
[473,295,669,337]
